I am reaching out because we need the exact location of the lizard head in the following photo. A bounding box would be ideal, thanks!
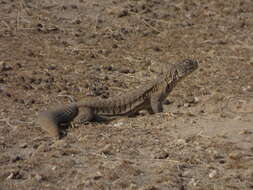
[176,59,198,77]
[170,59,198,81]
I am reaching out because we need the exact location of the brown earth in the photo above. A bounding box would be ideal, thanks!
[0,0,253,189]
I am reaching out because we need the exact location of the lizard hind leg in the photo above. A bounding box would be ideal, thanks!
[37,111,61,138]
[76,107,94,124]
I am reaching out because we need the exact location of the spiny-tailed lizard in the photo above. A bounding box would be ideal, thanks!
[38,59,198,138]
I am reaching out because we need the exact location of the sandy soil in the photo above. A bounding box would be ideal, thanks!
[0,0,253,189]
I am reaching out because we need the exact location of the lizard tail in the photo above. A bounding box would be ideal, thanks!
[37,104,79,138]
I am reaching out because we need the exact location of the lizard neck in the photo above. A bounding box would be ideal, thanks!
[163,71,180,94]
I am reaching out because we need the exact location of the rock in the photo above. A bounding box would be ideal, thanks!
[19,143,28,148]
[0,62,12,72]
[153,150,169,159]
[35,173,43,181]
[11,155,23,162]
[113,122,124,127]
[98,144,113,155]
[208,170,218,178]
[7,171,22,180]
[176,139,187,145]
[118,9,129,17]
[228,152,242,160]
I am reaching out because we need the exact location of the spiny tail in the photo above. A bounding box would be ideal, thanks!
[37,104,79,137]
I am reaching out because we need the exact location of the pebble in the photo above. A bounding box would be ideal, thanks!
[208,170,218,178]
[113,122,124,127]
[93,172,102,180]
[188,178,198,186]
[19,143,28,148]
[118,9,128,17]
[177,139,186,145]
[52,166,57,170]
[185,96,195,104]
[7,171,22,180]
[98,144,112,155]
[0,62,12,72]
[35,174,43,181]
[182,170,191,177]
[11,155,23,162]
[239,129,252,135]
[118,67,135,74]
[7,173,14,180]
[153,150,169,159]
[183,103,190,107]
[228,152,242,160]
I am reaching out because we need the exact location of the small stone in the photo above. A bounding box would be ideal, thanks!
[1,62,12,72]
[5,92,11,97]
[233,116,242,120]
[48,65,57,70]
[242,85,252,91]
[7,171,22,179]
[78,60,86,65]
[177,139,186,145]
[195,146,202,151]
[208,170,218,178]
[7,173,14,180]
[194,97,199,103]
[99,144,112,155]
[70,4,78,9]
[118,67,131,74]
[11,155,22,162]
[185,96,195,103]
[239,129,252,135]
[113,122,124,127]
[228,152,242,160]
[74,19,81,24]
[35,174,43,181]
[103,65,114,71]
[153,150,169,159]
[93,172,102,180]
[219,159,226,164]
[112,44,118,48]
[186,112,196,117]
[190,120,196,124]
[244,169,253,178]
[183,103,190,107]
[0,77,4,83]
[153,46,161,52]
[27,99,36,105]
[129,183,137,188]
[19,143,28,148]
[118,9,128,17]
[163,99,172,105]
[182,170,191,177]
[188,178,198,186]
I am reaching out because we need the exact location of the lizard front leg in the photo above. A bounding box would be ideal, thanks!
[150,93,163,113]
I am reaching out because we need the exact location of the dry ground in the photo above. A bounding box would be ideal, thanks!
[0,0,253,189]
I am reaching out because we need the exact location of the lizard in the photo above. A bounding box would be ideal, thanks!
[37,59,198,138]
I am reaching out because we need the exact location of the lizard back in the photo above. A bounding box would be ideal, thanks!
[76,80,160,115]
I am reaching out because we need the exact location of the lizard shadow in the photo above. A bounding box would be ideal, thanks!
[58,116,116,138]
[58,113,142,138]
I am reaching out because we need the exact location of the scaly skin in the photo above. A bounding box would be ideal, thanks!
[37,59,198,138]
